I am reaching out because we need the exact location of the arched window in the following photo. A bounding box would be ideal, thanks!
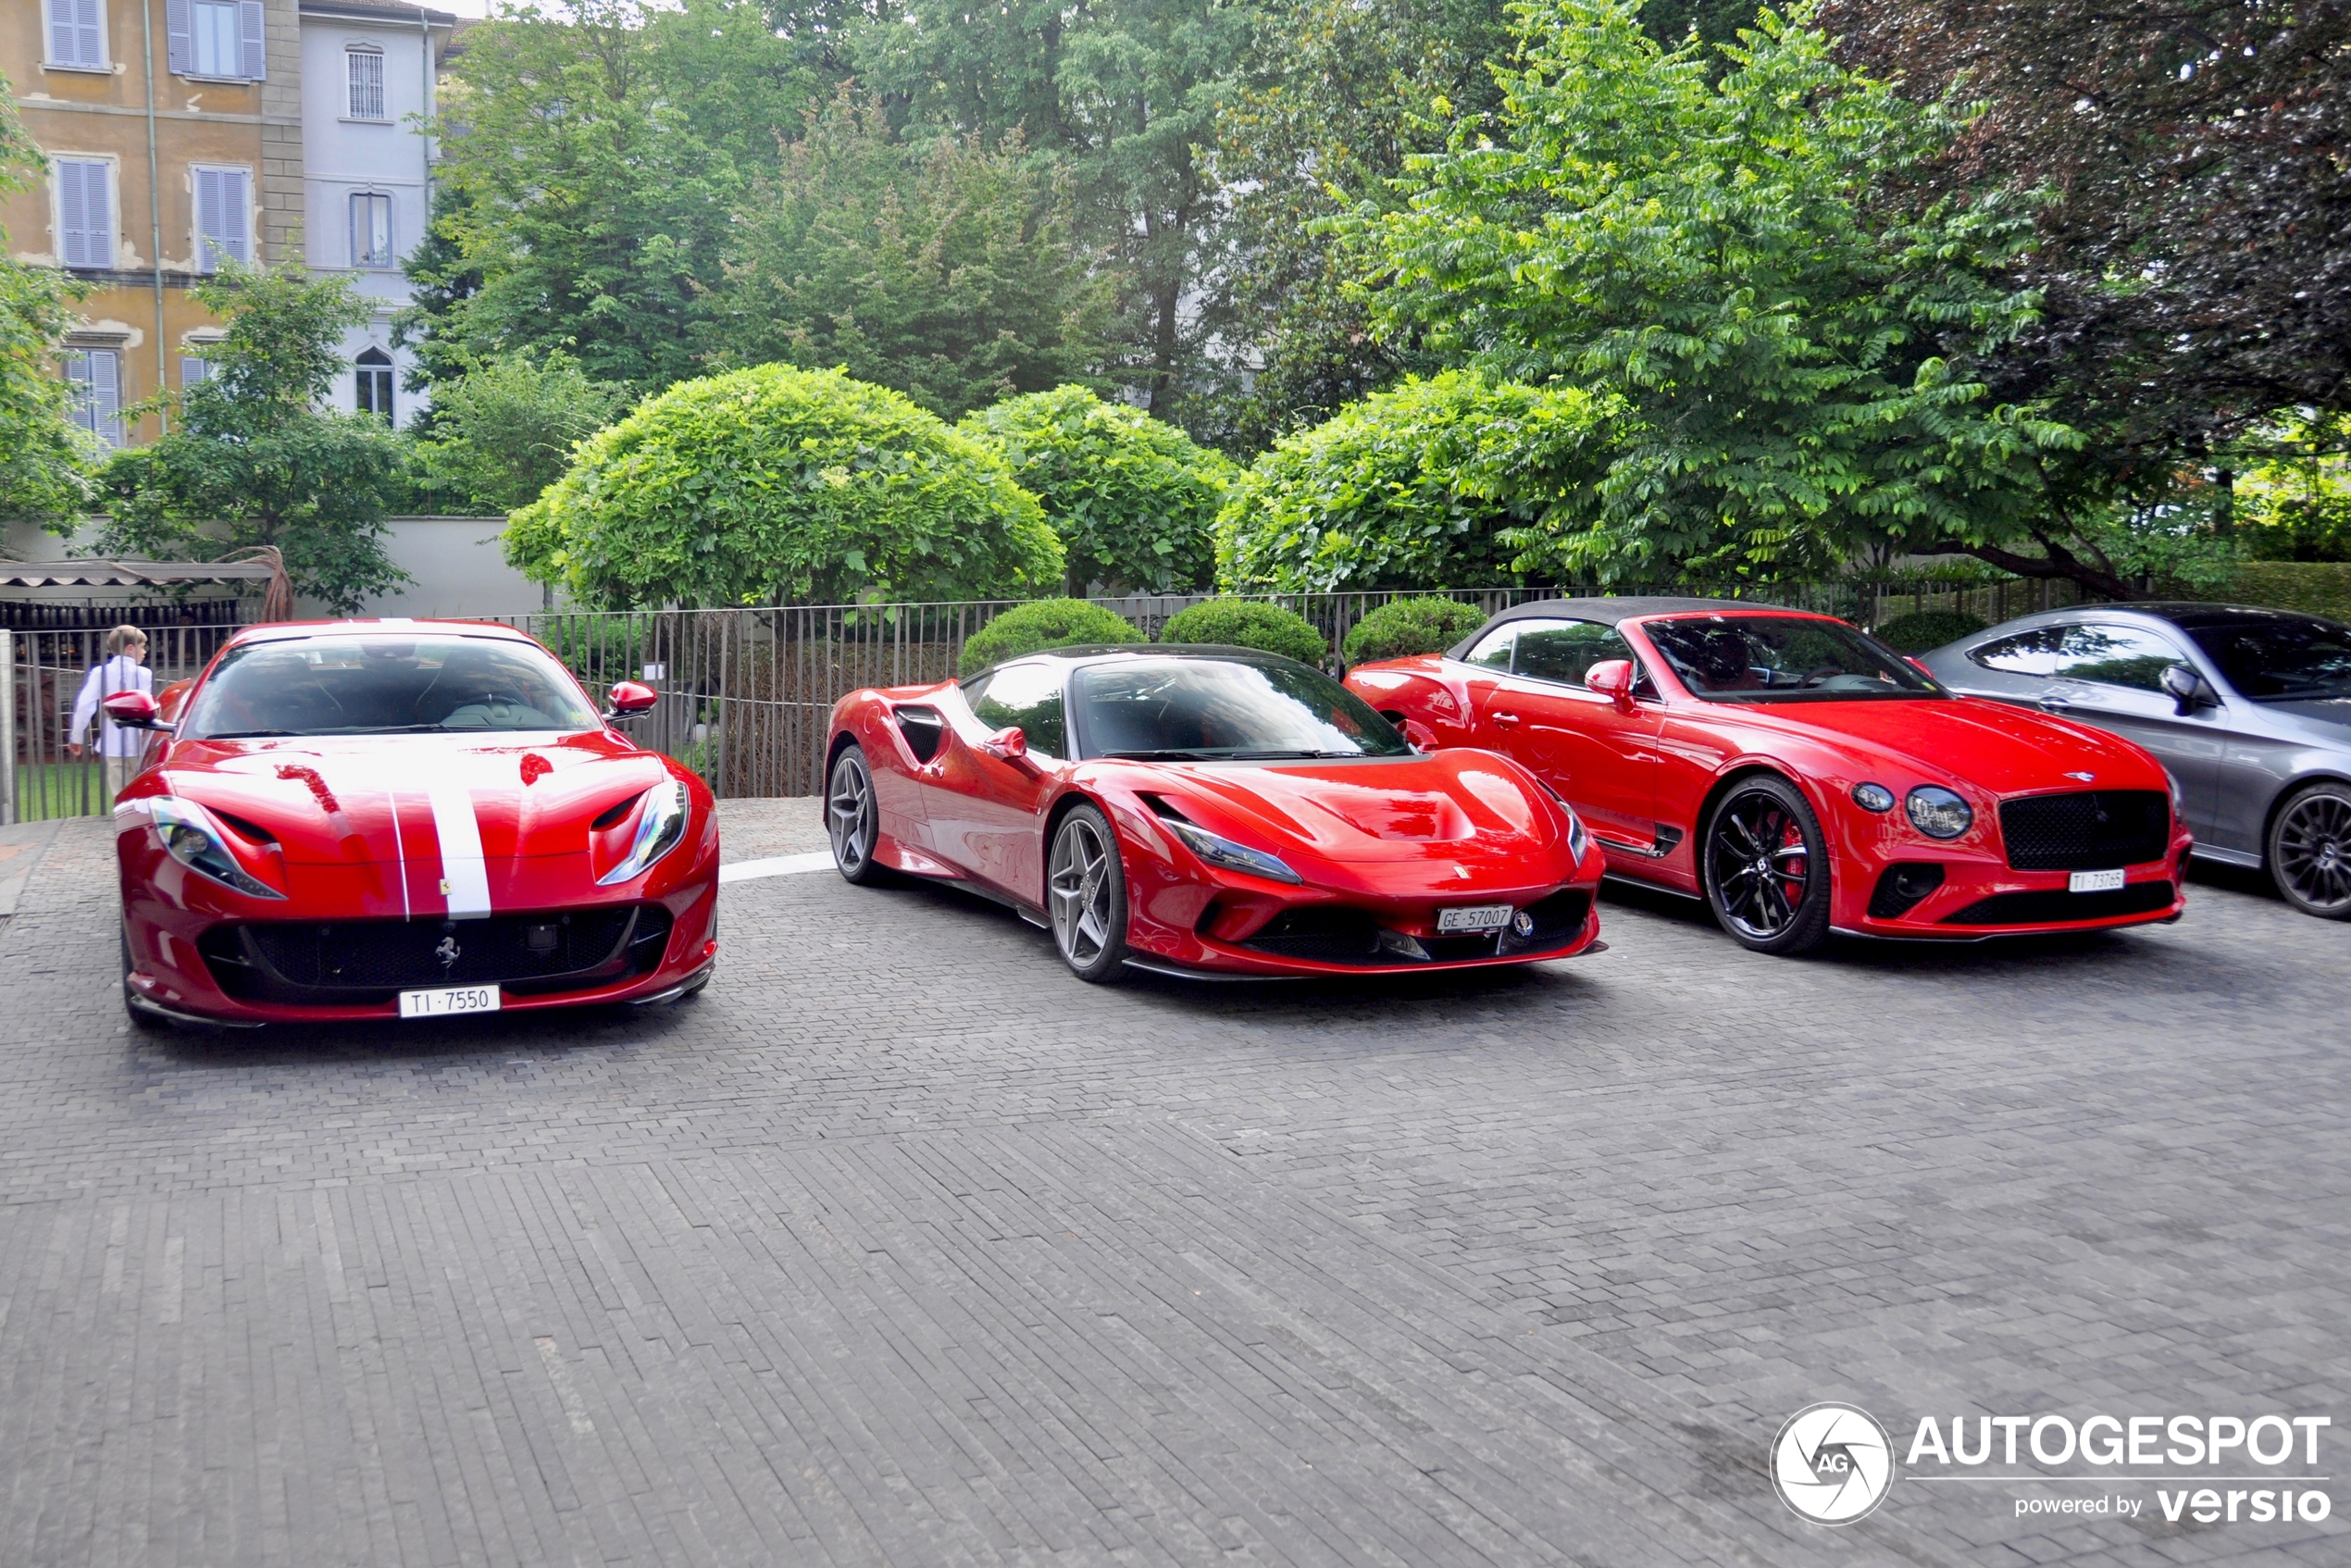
[355,347,393,423]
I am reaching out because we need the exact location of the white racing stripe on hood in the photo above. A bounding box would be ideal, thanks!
[425,777,491,918]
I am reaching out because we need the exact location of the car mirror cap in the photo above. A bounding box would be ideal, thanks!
[102,691,163,728]
[1586,659,1636,709]
[2159,664,2214,712]
[982,725,1027,760]
[604,680,658,717]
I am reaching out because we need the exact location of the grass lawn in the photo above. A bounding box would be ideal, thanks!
[11,763,119,820]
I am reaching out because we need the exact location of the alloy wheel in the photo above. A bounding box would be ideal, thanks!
[1049,811,1119,973]
[2271,785,2351,917]
[827,748,877,879]
[1704,779,1829,953]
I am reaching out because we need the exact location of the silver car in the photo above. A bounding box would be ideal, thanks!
[1921,604,2351,919]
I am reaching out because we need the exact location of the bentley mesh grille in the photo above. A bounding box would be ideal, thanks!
[1997,790,2170,871]
[1939,880,2174,927]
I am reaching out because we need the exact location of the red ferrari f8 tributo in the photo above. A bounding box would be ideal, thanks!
[824,645,1605,980]
[111,620,719,1027]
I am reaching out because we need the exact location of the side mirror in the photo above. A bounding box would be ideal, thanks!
[103,691,164,729]
[1586,659,1637,712]
[603,680,658,719]
[981,725,1028,762]
[2160,664,2216,714]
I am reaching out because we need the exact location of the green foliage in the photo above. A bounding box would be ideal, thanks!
[958,598,1144,676]
[508,364,1064,608]
[960,386,1232,594]
[1357,0,2075,588]
[1341,596,1486,663]
[2237,414,2351,564]
[414,349,632,515]
[95,265,407,612]
[1216,372,1617,591]
[0,85,98,522]
[1158,597,1331,666]
[2219,562,2351,625]
[1871,609,1986,653]
[716,90,1116,421]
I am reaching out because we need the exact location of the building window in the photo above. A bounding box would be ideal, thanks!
[350,193,393,268]
[55,158,114,270]
[64,349,126,447]
[347,46,386,119]
[355,348,394,423]
[46,0,106,68]
[168,0,263,81]
[193,167,251,271]
[181,355,212,389]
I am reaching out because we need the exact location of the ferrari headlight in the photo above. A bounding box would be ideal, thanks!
[1163,819,1302,885]
[1905,785,1973,840]
[1534,777,1590,860]
[150,797,285,900]
[598,778,690,885]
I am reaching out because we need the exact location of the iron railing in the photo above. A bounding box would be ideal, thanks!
[3,623,246,823]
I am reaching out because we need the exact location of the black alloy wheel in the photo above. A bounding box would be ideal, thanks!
[1702,775,1833,955]
[1046,803,1129,983]
[827,743,889,885]
[2268,781,2351,919]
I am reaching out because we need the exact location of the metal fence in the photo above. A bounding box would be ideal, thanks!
[3,623,245,824]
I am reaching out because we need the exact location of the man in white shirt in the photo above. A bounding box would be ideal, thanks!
[68,625,155,800]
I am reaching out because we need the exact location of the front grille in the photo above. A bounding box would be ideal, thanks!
[1939,880,2174,927]
[1240,890,1591,967]
[1998,790,2170,871]
[200,905,673,1004]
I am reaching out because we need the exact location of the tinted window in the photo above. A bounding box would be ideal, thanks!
[183,635,601,738]
[1514,619,1635,687]
[2055,624,2189,692]
[2186,616,2351,701]
[1645,616,1937,702]
[965,663,1067,757]
[1071,657,1411,759]
[1970,627,2064,678]
[1462,626,1516,668]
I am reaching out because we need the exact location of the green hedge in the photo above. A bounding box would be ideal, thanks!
[1343,597,1486,664]
[1158,598,1330,667]
[2217,562,2351,623]
[1872,609,1986,653]
[959,598,1143,676]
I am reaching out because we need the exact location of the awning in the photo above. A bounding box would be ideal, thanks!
[0,558,280,588]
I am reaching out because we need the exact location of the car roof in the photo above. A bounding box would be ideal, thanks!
[227,616,537,648]
[1969,602,2351,636]
[968,642,1326,680]
[1443,595,1811,660]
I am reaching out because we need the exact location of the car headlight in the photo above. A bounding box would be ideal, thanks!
[1163,818,1302,885]
[150,797,285,900]
[1534,777,1591,860]
[2164,767,2185,816]
[1905,785,1973,840]
[598,778,691,885]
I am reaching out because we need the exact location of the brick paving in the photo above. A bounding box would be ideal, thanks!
[0,803,2343,1567]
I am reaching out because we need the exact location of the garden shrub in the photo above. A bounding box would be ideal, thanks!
[1158,598,1330,667]
[2219,562,2351,624]
[505,364,1063,608]
[961,385,1233,593]
[959,598,1144,676]
[1872,610,1987,653]
[1342,597,1486,665]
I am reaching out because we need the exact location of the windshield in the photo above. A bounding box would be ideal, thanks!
[2185,616,2351,702]
[1644,616,1938,702]
[182,635,603,739]
[1072,657,1412,760]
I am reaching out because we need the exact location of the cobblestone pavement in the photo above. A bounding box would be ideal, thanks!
[0,801,2344,1568]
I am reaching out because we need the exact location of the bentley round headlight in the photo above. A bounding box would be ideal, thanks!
[1851,782,1896,813]
[1905,785,1973,840]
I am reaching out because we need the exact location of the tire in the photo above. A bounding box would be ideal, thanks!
[122,927,168,1034]
[1046,803,1129,983]
[2267,780,2351,919]
[1701,775,1834,955]
[827,742,889,886]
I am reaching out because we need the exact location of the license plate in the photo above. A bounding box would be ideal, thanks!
[398,985,502,1019]
[1437,903,1513,934]
[2068,869,2126,893]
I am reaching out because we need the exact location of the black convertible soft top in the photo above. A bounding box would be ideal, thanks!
[1443,596,1797,661]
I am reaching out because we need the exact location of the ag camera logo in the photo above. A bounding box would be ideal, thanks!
[1772,1402,1896,1524]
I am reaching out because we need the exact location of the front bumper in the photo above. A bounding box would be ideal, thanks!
[1831,835,2194,940]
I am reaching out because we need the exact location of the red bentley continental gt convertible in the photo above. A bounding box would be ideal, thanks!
[1346,598,2196,954]
[109,620,719,1028]
[823,644,1605,980]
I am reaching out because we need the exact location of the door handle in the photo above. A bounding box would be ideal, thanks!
[1490,711,1521,728]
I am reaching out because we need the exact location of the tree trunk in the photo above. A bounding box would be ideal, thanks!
[1916,538,2146,602]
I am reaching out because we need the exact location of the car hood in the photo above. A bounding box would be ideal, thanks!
[154,731,672,866]
[1126,749,1567,865]
[1717,696,2168,794]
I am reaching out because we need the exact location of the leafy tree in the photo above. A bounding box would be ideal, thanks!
[507,364,1064,607]
[1357,1,2086,591]
[958,598,1144,676]
[960,385,1231,594]
[1158,598,1330,666]
[1216,372,1616,591]
[2238,415,2351,564]
[414,348,632,515]
[1341,595,1485,663]
[0,81,97,523]
[715,90,1116,420]
[96,265,407,612]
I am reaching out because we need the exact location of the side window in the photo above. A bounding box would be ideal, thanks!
[1970,626,2065,678]
[1462,625,1516,669]
[1514,620,1634,688]
[966,663,1066,757]
[2055,624,2189,693]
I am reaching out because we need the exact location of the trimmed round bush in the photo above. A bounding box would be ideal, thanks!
[959,598,1144,676]
[1158,598,1330,668]
[961,385,1233,594]
[1872,609,1987,653]
[505,364,1064,608]
[1342,597,1486,665]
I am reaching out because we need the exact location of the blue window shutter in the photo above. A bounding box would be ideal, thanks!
[195,168,222,270]
[166,0,191,74]
[90,352,122,445]
[238,0,264,80]
[57,161,109,268]
[71,0,104,66]
[56,163,86,265]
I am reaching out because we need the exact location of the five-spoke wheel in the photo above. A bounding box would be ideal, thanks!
[827,743,888,885]
[1047,804,1128,982]
[2269,781,2351,920]
[1702,776,1832,954]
